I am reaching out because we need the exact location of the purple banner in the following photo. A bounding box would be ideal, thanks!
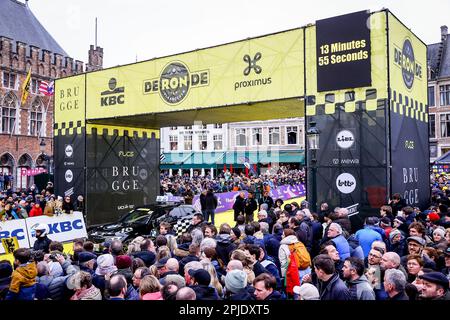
[192,184,306,213]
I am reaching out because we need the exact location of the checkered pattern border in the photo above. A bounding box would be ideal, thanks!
[54,121,84,136]
[306,88,387,116]
[87,126,159,139]
[175,218,192,238]
[390,89,428,123]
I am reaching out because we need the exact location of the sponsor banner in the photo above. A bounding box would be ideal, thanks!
[86,124,160,225]
[20,167,47,177]
[388,13,429,209]
[54,74,86,125]
[0,219,28,255]
[316,10,371,92]
[85,29,304,119]
[25,212,87,247]
[54,130,85,201]
[192,184,305,214]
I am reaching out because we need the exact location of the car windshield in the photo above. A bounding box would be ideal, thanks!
[121,208,153,223]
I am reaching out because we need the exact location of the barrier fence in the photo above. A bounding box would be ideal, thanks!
[0,212,87,254]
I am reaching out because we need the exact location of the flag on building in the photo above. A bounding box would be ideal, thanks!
[39,81,54,96]
[20,68,32,106]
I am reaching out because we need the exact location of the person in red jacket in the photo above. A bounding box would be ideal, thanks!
[29,202,43,217]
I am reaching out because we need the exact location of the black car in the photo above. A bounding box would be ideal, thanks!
[87,203,197,244]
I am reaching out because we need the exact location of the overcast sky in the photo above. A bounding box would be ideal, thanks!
[29,0,450,68]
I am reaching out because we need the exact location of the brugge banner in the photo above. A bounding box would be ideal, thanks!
[86,125,160,225]
[388,13,429,208]
[54,74,86,201]
[316,10,371,92]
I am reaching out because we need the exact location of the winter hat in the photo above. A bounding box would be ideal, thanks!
[380,217,391,228]
[231,227,241,239]
[189,269,211,286]
[95,254,117,275]
[432,227,446,239]
[428,212,440,222]
[389,229,402,242]
[225,269,247,293]
[0,262,13,278]
[407,236,426,246]
[115,255,132,269]
[293,283,320,300]
[78,251,97,264]
[394,216,406,225]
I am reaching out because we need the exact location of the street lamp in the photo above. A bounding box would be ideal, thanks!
[306,120,320,213]
[39,138,48,169]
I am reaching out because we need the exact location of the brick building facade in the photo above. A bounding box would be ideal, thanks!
[0,0,102,191]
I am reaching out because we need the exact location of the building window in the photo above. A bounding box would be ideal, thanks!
[429,114,436,138]
[184,135,192,151]
[1,93,17,134]
[269,127,280,145]
[30,99,44,136]
[2,72,17,89]
[184,125,192,130]
[213,134,223,150]
[440,85,450,106]
[214,123,222,129]
[198,134,207,150]
[169,126,177,130]
[428,86,435,107]
[30,78,41,94]
[169,135,178,151]
[440,114,450,137]
[235,129,246,146]
[201,124,207,129]
[252,128,262,145]
[287,126,298,144]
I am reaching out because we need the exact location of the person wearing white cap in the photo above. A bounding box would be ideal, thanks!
[293,283,320,300]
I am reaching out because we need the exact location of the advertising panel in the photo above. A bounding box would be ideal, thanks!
[54,74,86,200]
[192,184,306,213]
[85,29,304,120]
[25,212,87,247]
[388,13,429,208]
[86,125,160,225]
[0,219,28,254]
[316,10,371,92]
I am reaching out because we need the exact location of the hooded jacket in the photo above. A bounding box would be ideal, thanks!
[330,234,351,260]
[37,261,78,300]
[317,273,351,300]
[278,235,300,277]
[5,262,37,300]
[190,284,220,300]
[346,275,376,300]
[215,234,237,266]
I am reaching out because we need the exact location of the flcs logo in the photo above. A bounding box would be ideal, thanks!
[143,61,209,105]
[101,78,125,106]
[394,38,422,89]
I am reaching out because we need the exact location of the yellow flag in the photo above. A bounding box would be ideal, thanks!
[20,68,32,106]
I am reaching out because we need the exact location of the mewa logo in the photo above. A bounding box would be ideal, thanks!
[143,61,209,105]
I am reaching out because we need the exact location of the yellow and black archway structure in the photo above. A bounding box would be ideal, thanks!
[54,9,429,226]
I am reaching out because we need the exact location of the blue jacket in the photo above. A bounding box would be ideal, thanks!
[331,235,351,259]
[5,284,36,300]
[355,227,383,257]
[261,258,282,289]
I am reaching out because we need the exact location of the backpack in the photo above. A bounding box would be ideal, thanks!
[288,242,311,270]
